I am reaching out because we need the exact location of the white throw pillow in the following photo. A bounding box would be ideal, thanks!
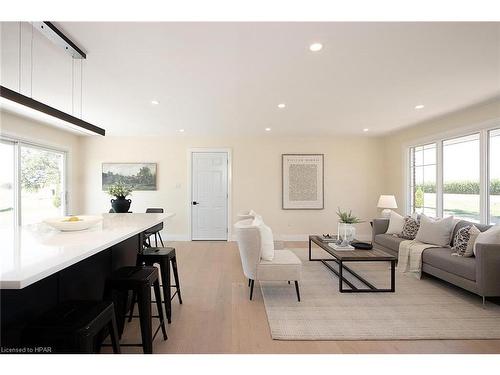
[238,209,259,220]
[251,216,274,261]
[386,211,405,235]
[415,215,455,247]
[474,226,500,256]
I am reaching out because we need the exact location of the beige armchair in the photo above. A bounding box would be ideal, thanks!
[234,219,302,301]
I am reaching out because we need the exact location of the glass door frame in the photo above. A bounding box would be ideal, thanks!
[0,135,68,226]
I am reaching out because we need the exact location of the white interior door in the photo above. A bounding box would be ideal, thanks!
[191,152,228,240]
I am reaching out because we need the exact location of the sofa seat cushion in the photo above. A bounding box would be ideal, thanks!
[422,247,476,281]
[256,250,302,281]
[375,234,405,252]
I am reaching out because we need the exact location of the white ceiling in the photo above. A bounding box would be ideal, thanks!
[1,22,499,136]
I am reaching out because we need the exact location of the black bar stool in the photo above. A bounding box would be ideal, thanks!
[144,208,165,247]
[104,266,167,354]
[129,247,182,324]
[22,300,120,354]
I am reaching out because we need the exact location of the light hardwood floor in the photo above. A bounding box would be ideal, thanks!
[107,241,500,354]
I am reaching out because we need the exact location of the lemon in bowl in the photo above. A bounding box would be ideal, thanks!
[62,216,82,222]
[44,215,102,231]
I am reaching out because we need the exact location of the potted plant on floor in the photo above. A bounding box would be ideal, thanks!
[336,208,364,246]
[108,182,133,213]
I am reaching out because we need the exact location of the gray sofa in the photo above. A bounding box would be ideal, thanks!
[372,218,500,301]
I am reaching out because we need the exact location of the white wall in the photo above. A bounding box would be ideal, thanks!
[0,110,84,214]
[81,135,385,240]
[383,97,500,215]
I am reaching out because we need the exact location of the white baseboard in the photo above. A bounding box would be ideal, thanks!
[164,233,371,242]
[163,234,190,241]
[274,234,309,241]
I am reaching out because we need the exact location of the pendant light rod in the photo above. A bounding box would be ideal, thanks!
[0,85,105,136]
[31,22,86,59]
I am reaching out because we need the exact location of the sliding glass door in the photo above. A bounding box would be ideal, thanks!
[0,140,16,230]
[0,137,67,226]
[20,144,66,225]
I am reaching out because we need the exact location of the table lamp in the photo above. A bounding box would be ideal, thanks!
[377,195,397,218]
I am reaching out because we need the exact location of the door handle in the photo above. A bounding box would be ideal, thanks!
[192,201,199,205]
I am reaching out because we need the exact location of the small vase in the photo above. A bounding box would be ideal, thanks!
[111,196,131,213]
[338,223,356,246]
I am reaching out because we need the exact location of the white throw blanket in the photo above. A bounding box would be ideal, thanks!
[397,240,440,279]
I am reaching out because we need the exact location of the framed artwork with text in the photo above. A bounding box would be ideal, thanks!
[282,154,324,210]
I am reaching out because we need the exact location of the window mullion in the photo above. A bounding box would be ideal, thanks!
[436,141,443,218]
[15,141,21,226]
[480,129,489,224]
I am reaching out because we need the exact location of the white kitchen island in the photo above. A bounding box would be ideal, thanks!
[0,212,174,347]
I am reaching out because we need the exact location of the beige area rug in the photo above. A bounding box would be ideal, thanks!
[260,248,500,340]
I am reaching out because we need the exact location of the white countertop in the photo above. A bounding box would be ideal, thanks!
[0,213,174,290]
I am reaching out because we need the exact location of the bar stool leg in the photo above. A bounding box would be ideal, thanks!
[171,255,183,304]
[127,292,136,323]
[127,256,143,323]
[159,259,172,324]
[109,289,127,338]
[153,279,168,340]
[108,312,121,354]
[77,334,94,353]
[137,285,153,354]
[158,232,165,247]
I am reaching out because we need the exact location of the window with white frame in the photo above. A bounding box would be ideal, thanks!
[407,127,500,224]
[408,143,437,216]
[0,137,67,227]
[443,133,480,223]
[490,129,500,224]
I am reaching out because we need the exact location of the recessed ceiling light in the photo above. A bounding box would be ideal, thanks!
[178,129,185,133]
[151,100,159,105]
[415,104,424,110]
[363,128,369,132]
[277,103,286,109]
[265,127,271,132]
[309,42,323,52]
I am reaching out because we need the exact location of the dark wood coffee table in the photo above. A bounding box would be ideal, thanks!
[309,235,396,293]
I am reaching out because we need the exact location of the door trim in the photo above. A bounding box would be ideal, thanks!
[187,148,232,241]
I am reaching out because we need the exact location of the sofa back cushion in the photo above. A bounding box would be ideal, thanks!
[450,220,491,247]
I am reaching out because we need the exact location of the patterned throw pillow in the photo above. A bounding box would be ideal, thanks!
[399,217,420,240]
[452,225,472,256]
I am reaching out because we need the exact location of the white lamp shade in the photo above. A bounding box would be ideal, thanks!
[377,195,398,209]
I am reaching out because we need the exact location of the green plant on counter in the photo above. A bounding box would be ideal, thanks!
[107,182,133,198]
[336,208,364,224]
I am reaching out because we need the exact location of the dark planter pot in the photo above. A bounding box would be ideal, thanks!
[111,196,131,213]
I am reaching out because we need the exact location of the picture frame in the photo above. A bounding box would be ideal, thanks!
[282,154,324,210]
[102,163,157,191]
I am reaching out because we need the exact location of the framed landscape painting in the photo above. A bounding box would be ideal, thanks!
[282,154,324,209]
[102,163,157,191]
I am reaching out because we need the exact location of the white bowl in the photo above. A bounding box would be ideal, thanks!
[43,215,103,231]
